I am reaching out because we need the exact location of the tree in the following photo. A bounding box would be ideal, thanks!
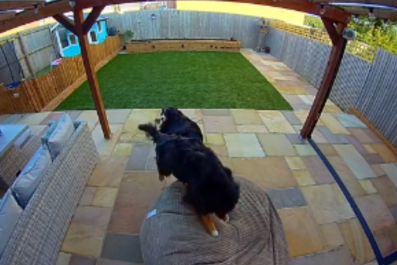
[304,15,397,55]
[304,15,324,29]
[349,15,397,54]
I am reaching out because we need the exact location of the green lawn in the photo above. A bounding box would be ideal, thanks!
[56,52,292,110]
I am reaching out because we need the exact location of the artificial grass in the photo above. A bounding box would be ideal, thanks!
[56,52,292,110]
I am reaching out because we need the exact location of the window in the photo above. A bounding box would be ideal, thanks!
[90,31,98,42]
[97,21,102,32]
[61,39,68,48]
[70,34,77,45]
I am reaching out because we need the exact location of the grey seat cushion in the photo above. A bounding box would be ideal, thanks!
[41,114,74,160]
[0,191,23,256]
[12,146,52,208]
[140,176,289,265]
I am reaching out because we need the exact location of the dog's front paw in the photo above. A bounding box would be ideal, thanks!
[211,229,219,237]
[224,214,230,223]
[161,178,167,191]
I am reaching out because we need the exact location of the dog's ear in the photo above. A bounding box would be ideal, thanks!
[165,107,182,118]
[155,141,176,176]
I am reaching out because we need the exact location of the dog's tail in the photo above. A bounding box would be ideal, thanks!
[138,123,160,142]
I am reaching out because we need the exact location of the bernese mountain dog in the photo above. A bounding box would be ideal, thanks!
[138,123,240,236]
[156,107,204,143]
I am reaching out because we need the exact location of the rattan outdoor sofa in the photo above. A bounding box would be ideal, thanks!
[0,120,99,265]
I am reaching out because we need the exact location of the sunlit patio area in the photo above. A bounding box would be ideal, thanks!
[1,50,396,265]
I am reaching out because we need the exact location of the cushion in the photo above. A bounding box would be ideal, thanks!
[0,190,23,256]
[11,146,52,208]
[41,121,58,152]
[140,176,289,265]
[41,114,74,160]
[14,129,32,148]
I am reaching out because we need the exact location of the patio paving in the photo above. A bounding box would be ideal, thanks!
[1,50,397,265]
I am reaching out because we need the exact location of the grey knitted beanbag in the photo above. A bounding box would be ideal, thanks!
[140,176,289,265]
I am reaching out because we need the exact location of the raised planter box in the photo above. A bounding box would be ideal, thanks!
[126,39,241,53]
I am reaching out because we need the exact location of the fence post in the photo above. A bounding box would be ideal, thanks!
[17,33,34,78]
[23,80,44,112]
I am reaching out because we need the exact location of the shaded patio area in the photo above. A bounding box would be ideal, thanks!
[2,50,397,265]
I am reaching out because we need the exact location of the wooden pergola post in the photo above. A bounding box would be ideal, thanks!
[52,5,110,139]
[73,8,111,139]
[300,17,348,139]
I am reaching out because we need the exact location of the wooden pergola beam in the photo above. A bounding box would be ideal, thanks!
[300,20,348,139]
[0,1,44,10]
[342,6,397,21]
[311,0,397,9]
[0,0,71,34]
[0,12,16,22]
[73,7,111,139]
[8,0,397,34]
[0,0,354,34]
[74,0,351,24]
[322,17,339,46]
[82,5,105,35]
[53,14,77,35]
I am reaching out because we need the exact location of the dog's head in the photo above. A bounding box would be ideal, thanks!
[160,107,183,123]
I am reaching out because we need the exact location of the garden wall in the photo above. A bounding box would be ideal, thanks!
[106,10,262,48]
[264,27,397,148]
[0,36,122,115]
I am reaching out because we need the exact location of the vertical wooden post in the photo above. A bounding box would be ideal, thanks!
[300,20,348,139]
[74,9,111,139]
[17,32,34,78]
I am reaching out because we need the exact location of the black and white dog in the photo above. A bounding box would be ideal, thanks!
[156,107,204,143]
[138,123,239,236]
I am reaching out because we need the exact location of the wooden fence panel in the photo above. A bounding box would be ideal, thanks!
[264,28,371,111]
[20,26,55,76]
[270,20,376,62]
[0,36,122,114]
[106,10,261,48]
[0,84,36,114]
[355,49,397,147]
[0,25,56,78]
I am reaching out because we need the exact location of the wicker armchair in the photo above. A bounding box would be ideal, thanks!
[0,121,99,265]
